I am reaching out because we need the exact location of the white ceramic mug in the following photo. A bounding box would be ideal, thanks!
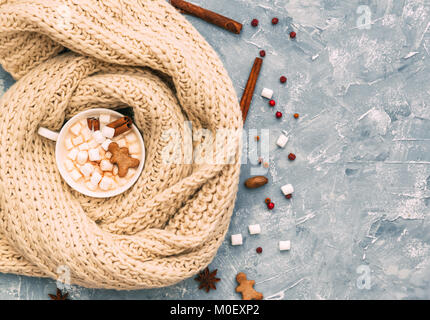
[38,108,145,198]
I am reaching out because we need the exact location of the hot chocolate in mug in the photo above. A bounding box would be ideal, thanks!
[38,108,145,198]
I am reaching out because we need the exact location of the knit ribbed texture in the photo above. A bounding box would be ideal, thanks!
[0,0,242,289]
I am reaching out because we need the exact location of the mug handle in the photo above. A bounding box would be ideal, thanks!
[38,127,60,142]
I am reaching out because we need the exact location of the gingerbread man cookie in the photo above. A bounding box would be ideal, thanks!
[108,142,140,177]
[235,272,263,300]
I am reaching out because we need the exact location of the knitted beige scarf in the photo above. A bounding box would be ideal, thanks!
[0,0,242,289]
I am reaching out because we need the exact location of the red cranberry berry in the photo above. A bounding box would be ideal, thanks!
[276,111,282,118]
[288,153,296,161]
[290,31,296,39]
[269,100,276,107]
[286,194,292,199]
[267,202,275,210]
[259,50,266,57]
[272,17,279,25]
[256,247,263,254]
[280,76,287,83]
[251,19,259,27]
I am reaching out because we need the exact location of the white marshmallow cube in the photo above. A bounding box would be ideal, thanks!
[99,176,114,191]
[276,134,289,148]
[117,139,126,148]
[129,143,140,154]
[102,126,115,139]
[72,135,84,146]
[70,123,81,136]
[248,224,261,235]
[88,148,101,162]
[65,138,74,150]
[100,159,113,171]
[125,133,137,143]
[93,130,105,144]
[105,151,112,159]
[112,165,118,176]
[88,139,99,149]
[279,240,291,251]
[64,159,75,172]
[126,168,136,179]
[231,234,243,246]
[117,177,128,186]
[261,88,274,99]
[80,163,94,177]
[76,150,88,165]
[78,142,90,151]
[281,184,294,196]
[82,128,92,141]
[67,148,79,161]
[86,181,97,191]
[70,169,82,181]
[99,114,110,125]
[90,171,102,186]
[101,139,112,151]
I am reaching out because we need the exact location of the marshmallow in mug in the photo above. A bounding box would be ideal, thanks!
[62,113,141,193]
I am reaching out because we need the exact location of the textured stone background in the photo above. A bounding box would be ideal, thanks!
[0,0,429,299]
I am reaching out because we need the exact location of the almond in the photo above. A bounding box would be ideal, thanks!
[244,176,268,189]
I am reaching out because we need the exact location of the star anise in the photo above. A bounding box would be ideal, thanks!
[195,267,221,292]
[48,288,69,300]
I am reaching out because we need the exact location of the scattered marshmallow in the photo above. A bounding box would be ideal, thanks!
[100,159,113,171]
[70,169,82,181]
[67,148,79,161]
[88,148,101,162]
[77,150,88,165]
[64,159,75,172]
[99,114,110,125]
[279,240,291,251]
[129,143,140,154]
[70,123,81,136]
[93,130,105,144]
[101,139,112,151]
[80,163,94,177]
[65,138,74,150]
[276,134,289,148]
[281,184,294,196]
[248,224,261,235]
[72,135,84,146]
[231,234,243,246]
[90,171,102,186]
[78,142,89,151]
[261,88,274,99]
[105,151,112,159]
[99,176,114,190]
[102,126,115,139]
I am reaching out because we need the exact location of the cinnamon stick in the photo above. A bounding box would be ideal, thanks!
[107,116,132,129]
[87,117,100,131]
[170,0,242,34]
[114,122,132,137]
[240,57,263,122]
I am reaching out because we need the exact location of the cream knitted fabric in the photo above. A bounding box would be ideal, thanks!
[0,0,242,289]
